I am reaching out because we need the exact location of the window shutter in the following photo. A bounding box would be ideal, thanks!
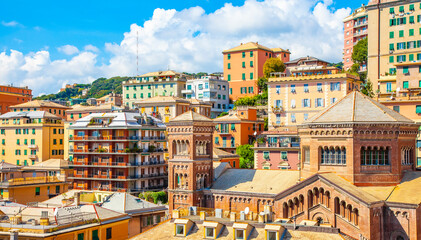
[309,99,311,107]
[403,17,407,24]
[301,99,304,107]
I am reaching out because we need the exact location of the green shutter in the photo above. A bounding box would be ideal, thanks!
[399,30,404,37]
[250,72,253,79]
[389,43,394,50]
[400,6,404,12]
[410,29,414,36]
[409,54,414,61]
[390,7,395,14]
[403,81,409,88]
[410,16,415,24]
[242,62,245,68]
[227,63,230,69]
[403,17,407,24]
[416,105,421,114]
[250,61,253,67]
[242,73,245,80]
[390,31,394,39]
[410,4,415,11]
[227,74,231,81]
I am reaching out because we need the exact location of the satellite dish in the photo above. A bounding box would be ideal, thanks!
[244,207,250,215]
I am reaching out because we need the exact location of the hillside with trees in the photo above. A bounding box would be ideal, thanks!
[36,76,130,101]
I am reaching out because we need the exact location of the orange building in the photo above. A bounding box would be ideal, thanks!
[10,100,71,119]
[213,148,240,168]
[213,107,264,153]
[0,85,32,114]
[222,42,290,101]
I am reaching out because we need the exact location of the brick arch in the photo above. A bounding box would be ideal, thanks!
[311,211,328,224]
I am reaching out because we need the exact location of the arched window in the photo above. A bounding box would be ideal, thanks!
[320,146,346,165]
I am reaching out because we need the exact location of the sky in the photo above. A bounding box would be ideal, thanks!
[0,0,368,96]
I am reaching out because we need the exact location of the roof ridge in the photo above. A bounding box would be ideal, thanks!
[310,91,355,122]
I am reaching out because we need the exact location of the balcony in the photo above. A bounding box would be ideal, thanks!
[272,106,283,113]
[256,142,300,148]
[69,148,138,154]
[0,176,65,188]
[29,154,37,159]
[69,136,143,141]
[28,145,38,149]
[181,89,193,94]
[71,160,166,167]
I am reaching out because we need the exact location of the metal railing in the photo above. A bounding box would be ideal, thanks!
[0,176,64,187]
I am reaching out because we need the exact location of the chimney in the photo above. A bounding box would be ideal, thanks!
[74,192,80,206]
[40,211,49,226]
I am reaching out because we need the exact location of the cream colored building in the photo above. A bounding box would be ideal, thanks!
[268,72,360,128]
[367,0,421,91]
[0,111,64,165]
[134,96,212,123]
[122,70,187,108]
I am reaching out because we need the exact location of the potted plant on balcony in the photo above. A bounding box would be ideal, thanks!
[148,145,156,153]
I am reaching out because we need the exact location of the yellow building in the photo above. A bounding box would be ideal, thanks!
[10,99,71,119]
[0,194,130,240]
[0,159,70,204]
[134,96,212,123]
[268,72,360,127]
[367,0,421,90]
[0,111,64,165]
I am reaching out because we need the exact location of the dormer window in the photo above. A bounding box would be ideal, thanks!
[205,227,214,238]
[233,223,251,240]
[175,224,185,236]
[174,219,193,237]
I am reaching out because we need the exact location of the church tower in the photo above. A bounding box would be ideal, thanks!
[167,111,215,212]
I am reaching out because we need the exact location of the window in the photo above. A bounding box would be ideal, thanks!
[389,56,394,63]
[291,113,296,122]
[331,98,337,104]
[281,151,287,159]
[35,187,40,196]
[106,228,112,239]
[390,7,394,14]
[215,137,219,144]
[250,72,253,80]
[410,17,415,24]
[250,61,253,67]
[397,42,405,50]
[290,85,296,93]
[227,54,231,60]
[229,88,232,94]
[78,233,84,240]
[387,82,392,92]
[399,30,404,37]
[302,99,310,107]
[276,114,281,125]
[397,55,406,62]
[403,81,409,89]
[92,230,99,240]
[242,62,245,68]
[176,225,185,236]
[263,151,269,159]
[242,52,245,58]
[399,6,404,12]
[403,66,409,74]
[206,227,215,238]
[361,147,390,165]
[321,147,346,165]
[250,51,253,57]
[205,83,209,89]
[248,87,254,93]
[227,74,231,81]
[330,82,340,91]
[304,113,309,121]
[236,229,244,240]
[410,4,415,11]
[317,83,322,91]
[316,98,324,107]
[291,99,296,108]
[276,85,281,94]
[389,43,394,51]
[242,73,245,80]
[56,185,60,193]
[417,105,421,114]
[390,31,394,39]
[304,84,309,92]
[227,63,231,69]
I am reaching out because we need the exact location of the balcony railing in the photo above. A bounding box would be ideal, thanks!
[256,142,300,148]
[71,160,166,167]
[0,176,64,187]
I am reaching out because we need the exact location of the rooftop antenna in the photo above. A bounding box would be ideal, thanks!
[136,29,139,75]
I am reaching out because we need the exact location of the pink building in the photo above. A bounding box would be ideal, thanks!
[343,5,368,71]
[252,129,300,170]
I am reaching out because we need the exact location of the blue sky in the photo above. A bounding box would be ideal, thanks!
[0,0,368,95]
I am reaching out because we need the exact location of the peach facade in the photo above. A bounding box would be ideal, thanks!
[343,6,368,71]
[223,42,290,101]
[268,73,361,128]
[213,107,264,153]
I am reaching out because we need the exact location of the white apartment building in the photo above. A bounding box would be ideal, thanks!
[182,76,230,118]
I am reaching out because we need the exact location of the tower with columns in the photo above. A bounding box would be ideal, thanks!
[167,111,215,212]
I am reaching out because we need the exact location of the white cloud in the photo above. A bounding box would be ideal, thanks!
[84,44,100,53]
[0,0,350,96]
[57,45,79,55]
[1,20,21,27]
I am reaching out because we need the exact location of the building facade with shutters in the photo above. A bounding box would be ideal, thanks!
[343,6,368,71]
[0,85,32,114]
[166,91,421,240]
[367,0,421,91]
[222,42,290,101]
[0,111,64,165]
[68,112,168,194]
[122,71,187,108]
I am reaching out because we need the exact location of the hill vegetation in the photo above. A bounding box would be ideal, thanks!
[36,76,130,101]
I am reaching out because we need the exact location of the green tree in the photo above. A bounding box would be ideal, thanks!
[139,191,168,204]
[361,79,374,98]
[257,77,268,93]
[218,112,229,117]
[351,38,367,66]
[236,144,254,169]
[234,96,256,107]
[263,58,286,78]
[264,117,268,131]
